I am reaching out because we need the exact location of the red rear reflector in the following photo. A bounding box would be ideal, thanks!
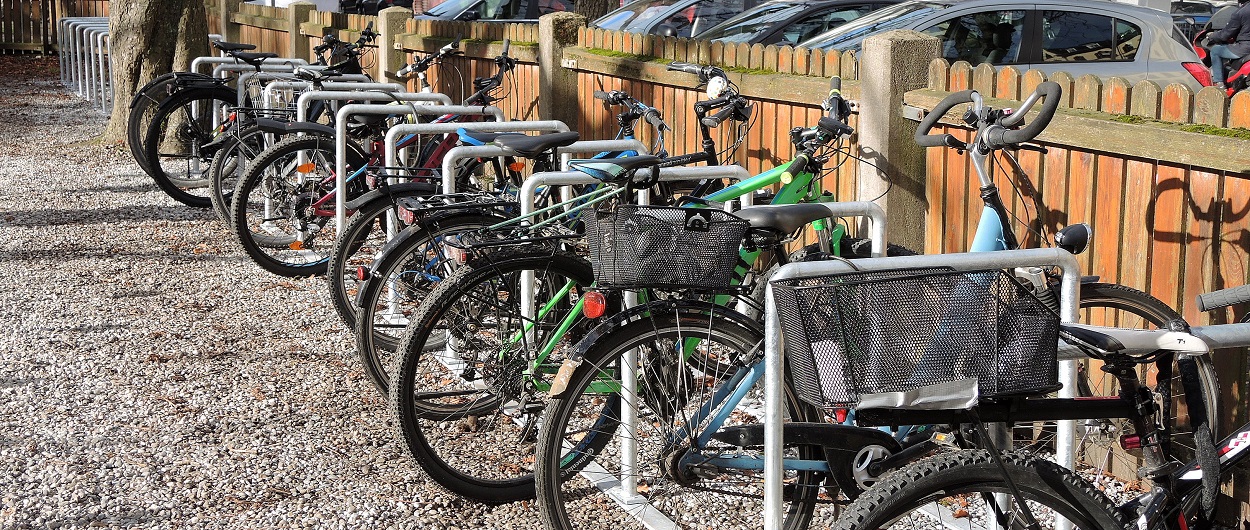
[508,161,526,172]
[834,409,848,423]
[1119,434,1142,451]
[356,266,371,282]
[397,207,415,224]
[582,291,607,319]
[1183,62,1213,87]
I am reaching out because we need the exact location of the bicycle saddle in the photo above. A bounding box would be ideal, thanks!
[234,51,279,67]
[213,41,256,52]
[569,155,661,183]
[1059,323,1208,355]
[733,204,832,235]
[457,129,524,146]
[494,131,580,158]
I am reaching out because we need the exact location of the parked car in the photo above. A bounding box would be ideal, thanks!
[798,0,1211,92]
[696,0,900,46]
[1172,0,1221,40]
[415,0,573,21]
[592,0,762,38]
[357,0,414,15]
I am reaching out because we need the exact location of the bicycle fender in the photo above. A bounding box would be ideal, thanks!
[284,121,336,136]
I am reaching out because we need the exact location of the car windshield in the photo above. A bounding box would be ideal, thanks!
[425,0,478,16]
[698,2,807,42]
[799,1,947,50]
[1171,1,1212,15]
[595,0,685,31]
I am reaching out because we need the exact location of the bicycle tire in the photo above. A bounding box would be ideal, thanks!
[141,86,237,208]
[229,134,368,277]
[208,124,280,223]
[535,304,836,529]
[830,450,1129,530]
[388,248,606,503]
[350,212,511,390]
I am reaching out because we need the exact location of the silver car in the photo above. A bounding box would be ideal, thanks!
[799,0,1211,92]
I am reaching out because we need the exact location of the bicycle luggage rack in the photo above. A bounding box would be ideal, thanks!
[333,103,509,226]
[760,247,1081,528]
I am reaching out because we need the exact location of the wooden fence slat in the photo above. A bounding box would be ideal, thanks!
[1194,86,1229,127]
[1131,80,1163,119]
[949,61,972,91]
[1161,84,1194,122]
[971,63,994,95]
[994,66,1020,100]
[1073,74,1102,111]
[1102,77,1132,115]
[1149,164,1188,311]
[928,58,949,90]
[1231,91,1250,128]
[822,48,839,79]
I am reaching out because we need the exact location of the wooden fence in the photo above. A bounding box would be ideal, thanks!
[0,0,109,54]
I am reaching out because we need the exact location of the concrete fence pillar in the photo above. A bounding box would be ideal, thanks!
[286,1,315,61]
[378,7,410,83]
[856,30,940,252]
[218,0,243,43]
[539,12,585,126]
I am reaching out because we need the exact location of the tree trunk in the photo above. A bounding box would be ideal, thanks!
[573,0,613,25]
[99,0,208,144]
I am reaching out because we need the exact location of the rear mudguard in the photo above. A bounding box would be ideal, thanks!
[130,72,220,109]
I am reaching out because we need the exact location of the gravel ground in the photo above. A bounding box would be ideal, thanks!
[0,55,540,529]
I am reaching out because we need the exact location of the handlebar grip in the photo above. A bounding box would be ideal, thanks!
[501,39,511,56]
[989,81,1062,147]
[780,153,810,185]
[667,61,703,75]
[1196,285,1250,312]
[593,90,611,101]
[701,103,736,127]
[817,116,853,138]
[644,108,668,131]
[914,89,976,148]
[829,76,841,92]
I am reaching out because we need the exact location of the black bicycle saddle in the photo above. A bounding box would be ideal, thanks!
[494,131,580,158]
[733,204,833,234]
[213,41,256,52]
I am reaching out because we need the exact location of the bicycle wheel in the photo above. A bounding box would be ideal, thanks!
[351,212,511,389]
[831,450,1128,530]
[329,160,509,331]
[388,248,604,503]
[142,86,237,208]
[1055,283,1218,491]
[208,124,279,223]
[230,134,368,277]
[535,303,840,530]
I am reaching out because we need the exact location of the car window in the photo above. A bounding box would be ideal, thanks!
[920,10,1026,65]
[775,5,877,45]
[1040,11,1141,63]
[537,0,573,15]
[699,3,805,43]
[1171,1,1212,15]
[800,1,946,51]
[594,0,684,31]
[478,0,527,18]
[689,0,747,36]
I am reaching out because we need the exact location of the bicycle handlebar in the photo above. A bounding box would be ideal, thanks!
[1197,285,1250,312]
[986,81,1061,147]
[667,61,727,83]
[914,89,975,148]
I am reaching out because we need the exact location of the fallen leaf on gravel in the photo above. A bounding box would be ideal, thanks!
[250,387,266,401]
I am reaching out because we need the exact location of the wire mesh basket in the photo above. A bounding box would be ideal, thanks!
[584,205,749,290]
[771,267,1060,409]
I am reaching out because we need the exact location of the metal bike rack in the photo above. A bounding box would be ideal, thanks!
[761,247,1079,529]
[333,103,506,227]
[58,18,105,87]
[65,20,107,95]
[519,165,755,526]
[78,24,107,97]
[94,31,111,111]
[260,81,406,110]
[235,72,378,106]
[434,139,650,196]
[191,55,308,77]
[296,91,453,123]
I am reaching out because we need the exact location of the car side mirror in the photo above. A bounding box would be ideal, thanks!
[656,24,678,37]
[1055,223,1092,255]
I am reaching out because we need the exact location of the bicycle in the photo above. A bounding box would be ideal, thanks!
[529,81,1217,530]
[384,74,918,506]
[228,41,521,277]
[134,28,378,208]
